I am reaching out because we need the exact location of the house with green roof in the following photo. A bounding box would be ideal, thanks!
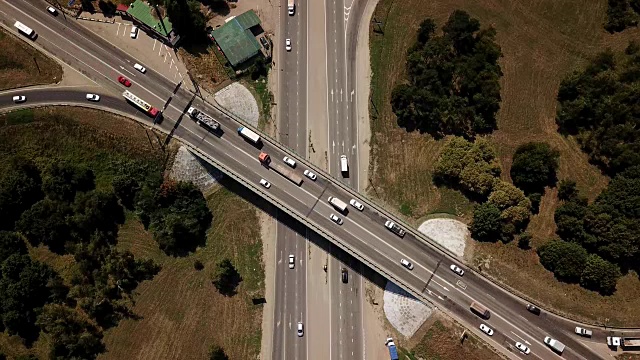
[125,0,176,44]
[211,10,264,68]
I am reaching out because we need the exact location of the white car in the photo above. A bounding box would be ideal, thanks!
[12,95,26,103]
[303,169,317,181]
[297,322,304,337]
[283,156,296,168]
[479,324,493,336]
[285,38,292,51]
[400,259,414,270]
[450,264,464,276]
[349,199,364,211]
[515,342,530,355]
[130,26,138,39]
[133,63,146,73]
[288,254,295,269]
[260,179,271,188]
[46,6,58,15]
[85,94,100,102]
[329,213,343,225]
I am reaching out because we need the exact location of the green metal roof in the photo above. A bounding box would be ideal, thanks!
[127,0,173,37]
[211,11,262,67]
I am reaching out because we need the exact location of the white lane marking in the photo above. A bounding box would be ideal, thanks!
[511,331,531,345]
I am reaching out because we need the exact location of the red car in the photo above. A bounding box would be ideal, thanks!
[118,76,131,87]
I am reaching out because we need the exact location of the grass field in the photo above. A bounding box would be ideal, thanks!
[103,187,264,360]
[369,0,640,325]
[401,315,501,360]
[0,28,62,90]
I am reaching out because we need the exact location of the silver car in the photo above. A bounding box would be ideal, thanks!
[303,169,317,180]
[330,213,343,225]
[349,199,364,211]
[400,259,414,270]
[283,156,296,168]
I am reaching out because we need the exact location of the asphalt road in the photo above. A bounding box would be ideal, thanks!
[273,0,310,357]
[0,1,625,360]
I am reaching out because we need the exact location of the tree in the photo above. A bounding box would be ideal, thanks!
[518,232,532,250]
[112,175,141,210]
[470,203,502,242]
[0,254,67,342]
[580,254,621,294]
[605,0,639,33]
[212,259,242,296]
[0,158,44,231]
[0,231,27,263]
[510,142,560,194]
[36,304,105,360]
[72,190,125,242]
[416,18,436,44]
[209,345,229,360]
[16,199,72,252]
[194,260,205,271]
[391,10,503,138]
[42,162,95,202]
[557,179,579,201]
[141,181,213,256]
[537,240,588,282]
[165,0,207,43]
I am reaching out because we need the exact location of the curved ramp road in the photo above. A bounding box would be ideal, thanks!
[1,1,634,359]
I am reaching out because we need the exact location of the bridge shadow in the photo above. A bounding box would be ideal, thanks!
[198,159,389,294]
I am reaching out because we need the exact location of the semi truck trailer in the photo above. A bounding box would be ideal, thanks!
[287,0,295,15]
[187,107,219,131]
[259,153,303,186]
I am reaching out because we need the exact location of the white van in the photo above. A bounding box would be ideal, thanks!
[340,155,348,173]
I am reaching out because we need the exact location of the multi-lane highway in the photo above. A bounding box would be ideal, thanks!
[0,1,624,360]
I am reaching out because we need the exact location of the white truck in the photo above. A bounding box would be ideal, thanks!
[238,126,261,145]
[608,336,621,347]
[544,336,565,354]
[187,107,219,131]
[287,0,295,15]
[340,155,348,174]
[328,196,348,213]
[574,327,592,337]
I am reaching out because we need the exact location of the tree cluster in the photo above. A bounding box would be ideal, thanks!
[510,142,560,212]
[0,158,162,357]
[136,180,213,256]
[434,137,531,242]
[547,168,640,294]
[391,10,503,139]
[605,0,640,33]
[556,42,640,176]
[165,0,207,43]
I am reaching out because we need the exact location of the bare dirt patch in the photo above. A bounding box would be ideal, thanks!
[0,27,62,90]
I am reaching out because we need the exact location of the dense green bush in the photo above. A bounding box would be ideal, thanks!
[391,10,503,138]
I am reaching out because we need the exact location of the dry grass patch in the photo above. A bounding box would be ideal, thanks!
[179,43,231,92]
[0,27,62,90]
[370,0,640,324]
[102,187,264,360]
[405,314,501,360]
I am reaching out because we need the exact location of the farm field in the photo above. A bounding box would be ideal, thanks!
[369,0,640,325]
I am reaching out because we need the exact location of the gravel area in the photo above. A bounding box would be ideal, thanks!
[169,146,223,193]
[383,282,433,338]
[214,82,259,127]
[418,218,469,257]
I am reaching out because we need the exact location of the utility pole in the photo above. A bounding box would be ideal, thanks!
[33,57,41,74]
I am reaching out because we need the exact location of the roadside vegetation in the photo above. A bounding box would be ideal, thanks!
[0,28,61,90]
[401,315,501,360]
[369,0,640,325]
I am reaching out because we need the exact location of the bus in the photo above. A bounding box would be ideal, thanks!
[122,91,159,117]
[470,301,490,319]
[14,21,36,39]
